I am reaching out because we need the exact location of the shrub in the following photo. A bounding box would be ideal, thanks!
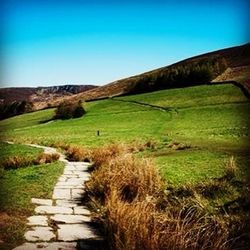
[54,100,86,120]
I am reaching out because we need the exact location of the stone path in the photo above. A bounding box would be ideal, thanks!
[13,144,102,250]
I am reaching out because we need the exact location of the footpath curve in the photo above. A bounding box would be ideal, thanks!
[10,143,102,250]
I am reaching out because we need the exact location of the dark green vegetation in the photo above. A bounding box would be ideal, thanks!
[0,142,64,249]
[54,100,86,120]
[0,82,249,248]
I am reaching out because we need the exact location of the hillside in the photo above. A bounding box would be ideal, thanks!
[1,43,249,115]
[72,43,250,102]
[0,85,97,105]
[0,85,97,119]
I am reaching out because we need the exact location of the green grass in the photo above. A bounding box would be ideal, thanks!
[0,143,64,249]
[154,150,229,186]
[0,141,43,160]
[116,83,249,108]
[0,83,249,184]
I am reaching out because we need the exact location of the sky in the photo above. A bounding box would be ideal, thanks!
[1,0,249,87]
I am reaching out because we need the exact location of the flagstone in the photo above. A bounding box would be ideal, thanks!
[57,224,97,241]
[31,198,52,206]
[35,205,73,214]
[51,214,91,224]
[25,227,55,242]
[27,216,48,226]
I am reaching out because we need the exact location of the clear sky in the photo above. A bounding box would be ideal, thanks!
[1,0,249,87]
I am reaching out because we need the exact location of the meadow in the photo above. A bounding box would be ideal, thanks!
[0,83,249,248]
[0,83,249,184]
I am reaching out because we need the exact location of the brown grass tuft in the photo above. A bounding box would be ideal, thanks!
[85,144,231,250]
[1,156,33,170]
[34,153,60,165]
[65,145,90,162]
[225,156,238,179]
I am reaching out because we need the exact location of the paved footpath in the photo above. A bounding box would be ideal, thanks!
[13,144,102,250]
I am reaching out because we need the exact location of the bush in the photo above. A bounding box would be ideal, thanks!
[54,100,86,120]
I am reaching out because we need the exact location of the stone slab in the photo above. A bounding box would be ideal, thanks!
[73,206,91,215]
[31,198,52,206]
[57,224,97,241]
[64,170,74,175]
[53,188,71,199]
[71,189,85,199]
[13,242,77,250]
[58,176,67,182]
[35,205,73,214]
[64,166,77,171]
[55,182,78,187]
[27,216,48,226]
[56,200,78,208]
[51,214,91,224]
[25,227,55,242]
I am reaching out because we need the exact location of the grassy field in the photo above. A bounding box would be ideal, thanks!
[0,83,249,183]
[0,142,64,249]
[0,83,249,248]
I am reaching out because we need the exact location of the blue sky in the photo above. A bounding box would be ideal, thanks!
[1,0,249,87]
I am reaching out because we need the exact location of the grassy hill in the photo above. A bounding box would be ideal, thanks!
[70,43,250,102]
[1,82,249,248]
[1,83,249,181]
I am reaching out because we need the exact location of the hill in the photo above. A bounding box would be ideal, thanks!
[72,43,250,101]
[0,43,249,117]
[0,85,97,119]
[0,85,97,105]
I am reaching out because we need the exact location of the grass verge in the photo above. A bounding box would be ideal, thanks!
[0,143,64,249]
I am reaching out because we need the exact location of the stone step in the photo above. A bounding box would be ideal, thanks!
[57,224,98,241]
[51,214,91,224]
[25,227,55,242]
[35,205,73,215]
[31,198,52,206]
[27,216,48,226]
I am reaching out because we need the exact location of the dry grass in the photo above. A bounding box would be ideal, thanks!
[1,153,60,170]
[225,156,238,179]
[0,212,26,247]
[85,144,231,250]
[34,153,60,165]
[65,145,91,162]
[0,156,33,170]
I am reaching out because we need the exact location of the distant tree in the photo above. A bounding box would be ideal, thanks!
[54,100,86,120]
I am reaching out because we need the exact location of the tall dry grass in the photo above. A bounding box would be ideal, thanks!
[34,152,60,165]
[64,145,91,162]
[1,153,60,170]
[85,144,231,250]
[1,156,33,170]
